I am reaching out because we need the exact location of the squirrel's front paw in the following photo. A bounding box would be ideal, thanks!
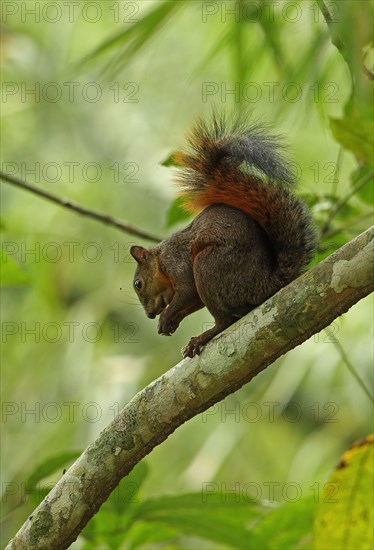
[182,336,204,358]
[158,312,180,336]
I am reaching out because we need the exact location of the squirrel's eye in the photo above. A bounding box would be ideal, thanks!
[134,279,142,290]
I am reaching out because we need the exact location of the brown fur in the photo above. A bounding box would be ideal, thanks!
[131,113,317,358]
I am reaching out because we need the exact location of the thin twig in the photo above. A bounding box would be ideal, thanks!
[317,0,344,51]
[363,65,374,80]
[0,171,161,243]
[317,0,374,80]
[322,211,374,241]
[333,339,374,404]
[332,147,344,197]
[321,170,374,238]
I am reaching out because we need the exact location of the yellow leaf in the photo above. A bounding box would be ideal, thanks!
[314,435,374,549]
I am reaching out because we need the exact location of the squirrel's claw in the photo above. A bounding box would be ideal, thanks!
[182,336,203,358]
[158,313,179,336]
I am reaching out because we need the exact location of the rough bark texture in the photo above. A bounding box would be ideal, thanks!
[6,226,374,549]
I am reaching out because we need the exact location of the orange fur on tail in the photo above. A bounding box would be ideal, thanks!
[173,112,317,278]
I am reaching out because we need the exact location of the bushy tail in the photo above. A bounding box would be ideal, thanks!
[175,112,317,282]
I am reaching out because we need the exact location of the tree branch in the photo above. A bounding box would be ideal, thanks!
[6,227,374,549]
[0,171,160,243]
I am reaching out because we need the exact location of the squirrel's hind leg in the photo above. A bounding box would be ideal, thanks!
[182,315,235,358]
[182,243,243,358]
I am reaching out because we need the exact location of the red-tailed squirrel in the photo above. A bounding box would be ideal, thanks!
[131,112,317,358]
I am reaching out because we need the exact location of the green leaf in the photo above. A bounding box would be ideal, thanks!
[299,192,322,210]
[329,115,374,164]
[81,462,149,547]
[0,251,30,286]
[82,505,132,548]
[126,521,179,550]
[314,435,374,549]
[166,197,192,227]
[78,1,184,77]
[334,202,360,222]
[257,13,288,78]
[252,497,317,549]
[26,451,81,492]
[315,233,348,264]
[161,152,183,168]
[193,26,232,80]
[131,493,264,549]
[107,461,149,515]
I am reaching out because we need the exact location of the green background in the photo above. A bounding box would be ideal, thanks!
[1,1,373,548]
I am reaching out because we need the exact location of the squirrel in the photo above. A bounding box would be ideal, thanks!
[130,112,317,358]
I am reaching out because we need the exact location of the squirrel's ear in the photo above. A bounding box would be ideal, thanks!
[130,245,148,263]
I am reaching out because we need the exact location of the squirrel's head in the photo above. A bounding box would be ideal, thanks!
[130,246,175,319]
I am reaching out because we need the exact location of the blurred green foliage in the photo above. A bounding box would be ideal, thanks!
[1,0,373,548]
